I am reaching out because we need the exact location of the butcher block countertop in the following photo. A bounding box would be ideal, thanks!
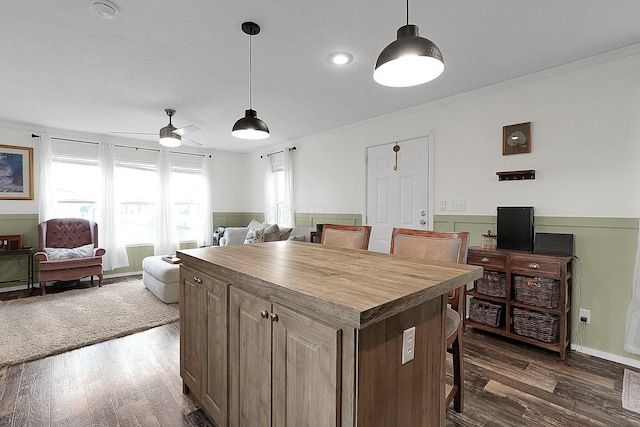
[178,240,483,329]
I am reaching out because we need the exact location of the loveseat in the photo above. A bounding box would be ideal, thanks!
[218,220,316,246]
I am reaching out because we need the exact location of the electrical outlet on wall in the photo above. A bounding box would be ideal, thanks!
[402,326,416,364]
[579,308,591,324]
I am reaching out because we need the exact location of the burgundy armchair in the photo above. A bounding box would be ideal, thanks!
[34,218,106,295]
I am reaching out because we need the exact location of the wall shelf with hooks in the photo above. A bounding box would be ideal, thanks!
[496,170,535,181]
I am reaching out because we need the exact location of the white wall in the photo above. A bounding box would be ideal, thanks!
[246,52,640,218]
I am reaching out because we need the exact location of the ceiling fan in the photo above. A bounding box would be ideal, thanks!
[111,109,202,147]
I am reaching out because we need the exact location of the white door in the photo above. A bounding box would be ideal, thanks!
[366,137,430,253]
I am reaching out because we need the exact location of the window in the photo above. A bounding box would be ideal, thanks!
[116,163,157,245]
[51,157,99,221]
[171,167,204,243]
[50,140,207,247]
[267,153,286,226]
[264,149,294,227]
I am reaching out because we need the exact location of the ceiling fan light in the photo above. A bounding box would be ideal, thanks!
[232,109,270,140]
[159,125,181,147]
[374,24,444,87]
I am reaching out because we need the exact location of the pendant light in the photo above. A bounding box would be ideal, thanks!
[232,22,270,140]
[374,0,444,87]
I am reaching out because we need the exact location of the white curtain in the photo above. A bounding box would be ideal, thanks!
[38,133,57,222]
[97,142,130,271]
[155,148,179,256]
[263,154,277,223]
[201,154,213,246]
[283,148,295,227]
[625,221,640,354]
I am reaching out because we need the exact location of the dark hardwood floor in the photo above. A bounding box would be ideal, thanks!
[2,277,640,426]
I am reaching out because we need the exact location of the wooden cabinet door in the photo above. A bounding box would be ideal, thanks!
[201,274,228,426]
[180,266,206,395]
[272,304,341,427]
[229,288,272,427]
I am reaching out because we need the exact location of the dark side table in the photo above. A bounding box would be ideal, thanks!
[0,247,34,291]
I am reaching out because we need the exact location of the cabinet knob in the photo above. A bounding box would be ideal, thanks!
[270,313,279,322]
[528,263,540,269]
[260,310,269,319]
[193,276,202,283]
[481,257,490,263]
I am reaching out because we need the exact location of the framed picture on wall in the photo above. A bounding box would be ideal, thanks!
[0,144,34,200]
[502,122,531,155]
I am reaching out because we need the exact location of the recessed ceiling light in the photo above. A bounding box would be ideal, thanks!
[328,52,353,66]
[92,1,119,20]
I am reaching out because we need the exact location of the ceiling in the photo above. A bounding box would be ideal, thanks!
[2,1,640,153]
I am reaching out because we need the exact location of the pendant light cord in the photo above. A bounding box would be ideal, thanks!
[406,0,409,25]
[249,33,253,109]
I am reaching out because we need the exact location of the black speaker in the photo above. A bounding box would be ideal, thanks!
[497,206,534,252]
[534,233,574,256]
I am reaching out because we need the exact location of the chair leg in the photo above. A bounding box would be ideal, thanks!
[97,274,103,287]
[91,275,94,287]
[40,281,47,295]
[452,327,464,412]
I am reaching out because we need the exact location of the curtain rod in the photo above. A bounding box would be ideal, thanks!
[31,134,210,158]
[260,146,296,158]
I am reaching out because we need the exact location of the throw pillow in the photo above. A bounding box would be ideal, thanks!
[247,219,263,230]
[262,223,281,242]
[279,227,293,240]
[44,243,94,260]
[244,227,265,244]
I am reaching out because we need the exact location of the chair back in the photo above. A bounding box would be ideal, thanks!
[390,229,470,310]
[39,218,98,250]
[320,224,372,250]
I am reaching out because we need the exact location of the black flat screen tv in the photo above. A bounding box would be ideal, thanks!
[497,206,534,252]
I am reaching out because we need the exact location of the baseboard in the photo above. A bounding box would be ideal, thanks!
[0,284,29,293]
[572,344,640,369]
[103,271,142,279]
[0,271,143,293]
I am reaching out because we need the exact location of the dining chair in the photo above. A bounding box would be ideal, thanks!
[389,228,470,413]
[320,224,372,250]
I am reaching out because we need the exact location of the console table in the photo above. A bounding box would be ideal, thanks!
[178,241,482,426]
[466,247,572,359]
[0,247,34,291]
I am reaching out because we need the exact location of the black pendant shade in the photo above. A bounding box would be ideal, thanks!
[374,2,444,87]
[232,109,270,140]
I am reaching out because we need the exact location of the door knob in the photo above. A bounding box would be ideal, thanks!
[420,210,426,216]
[419,219,426,225]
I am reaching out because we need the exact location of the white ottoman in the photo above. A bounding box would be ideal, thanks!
[142,256,180,304]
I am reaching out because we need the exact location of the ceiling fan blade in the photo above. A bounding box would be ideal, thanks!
[172,124,201,136]
[110,131,156,136]
[182,136,202,146]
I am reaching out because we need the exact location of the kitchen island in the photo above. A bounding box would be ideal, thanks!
[177,241,482,427]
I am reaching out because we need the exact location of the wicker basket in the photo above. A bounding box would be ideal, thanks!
[476,272,507,298]
[469,298,503,327]
[513,308,559,343]
[513,276,560,308]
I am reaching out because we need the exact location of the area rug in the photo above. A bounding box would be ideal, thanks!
[0,280,179,367]
[623,368,640,414]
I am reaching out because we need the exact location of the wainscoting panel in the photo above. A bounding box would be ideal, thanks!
[0,214,39,289]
